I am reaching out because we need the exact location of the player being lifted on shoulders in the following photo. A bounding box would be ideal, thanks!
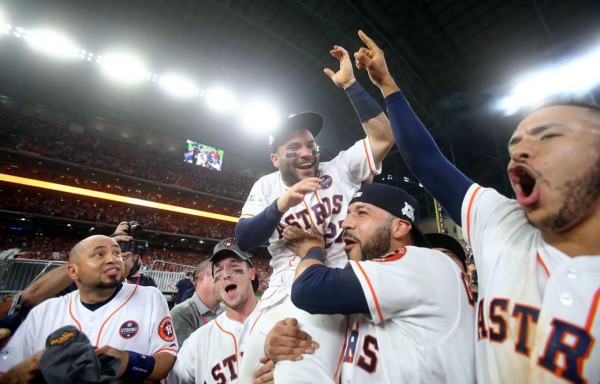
[235,44,394,383]
[354,29,600,383]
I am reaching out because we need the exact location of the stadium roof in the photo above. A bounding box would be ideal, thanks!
[0,0,599,197]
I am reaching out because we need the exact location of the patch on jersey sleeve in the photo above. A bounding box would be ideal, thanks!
[158,317,176,342]
[119,320,139,339]
[319,174,333,189]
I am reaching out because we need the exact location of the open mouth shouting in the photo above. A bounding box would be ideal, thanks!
[342,231,360,252]
[297,161,316,175]
[224,283,238,298]
[509,164,540,207]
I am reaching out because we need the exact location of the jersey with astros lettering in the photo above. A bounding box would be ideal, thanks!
[462,184,600,383]
[237,138,380,384]
[240,137,380,307]
[338,246,476,383]
[0,283,178,373]
[168,305,261,384]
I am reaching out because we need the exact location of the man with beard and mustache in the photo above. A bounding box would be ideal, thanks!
[0,235,177,382]
[235,44,394,383]
[267,183,475,383]
[354,30,600,383]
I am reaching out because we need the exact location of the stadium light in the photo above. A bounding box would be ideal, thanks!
[25,28,80,59]
[205,86,239,113]
[242,101,280,132]
[158,73,199,98]
[99,51,148,85]
[498,45,600,115]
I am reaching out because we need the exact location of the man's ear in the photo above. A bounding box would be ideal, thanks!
[391,218,412,241]
[67,264,78,282]
[270,153,280,168]
[250,267,257,282]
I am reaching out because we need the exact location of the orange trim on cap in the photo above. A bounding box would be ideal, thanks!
[466,185,483,247]
[352,261,384,322]
[536,253,550,277]
[361,139,376,176]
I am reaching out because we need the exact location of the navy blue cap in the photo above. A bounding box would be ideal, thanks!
[269,112,323,153]
[350,183,429,247]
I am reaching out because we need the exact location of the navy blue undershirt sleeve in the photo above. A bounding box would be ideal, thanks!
[291,264,369,315]
[385,91,473,225]
[235,199,283,251]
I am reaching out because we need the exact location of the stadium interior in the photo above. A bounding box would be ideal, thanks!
[0,0,599,303]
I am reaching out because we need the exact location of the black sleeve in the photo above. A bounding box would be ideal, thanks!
[235,200,283,251]
[291,264,369,315]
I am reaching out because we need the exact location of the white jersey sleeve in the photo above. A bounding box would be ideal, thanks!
[348,246,465,325]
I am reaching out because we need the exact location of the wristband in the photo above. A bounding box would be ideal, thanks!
[345,81,383,122]
[304,246,326,262]
[123,351,155,382]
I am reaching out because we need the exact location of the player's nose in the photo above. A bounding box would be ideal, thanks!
[509,140,534,161]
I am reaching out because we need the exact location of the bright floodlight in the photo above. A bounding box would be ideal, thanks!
[26,28,80,59]
[242,101,280,132]
[99,51,148,85]
[498,46,600,115]
[158,73,199,98]
[205,86,238,113]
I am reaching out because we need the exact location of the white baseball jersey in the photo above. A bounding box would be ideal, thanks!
[241,137,380,307]
[0,283,178,374]
[237,138,380,383]
[462,184,600,383]
[168,305,261,384]
[337,246,475,383]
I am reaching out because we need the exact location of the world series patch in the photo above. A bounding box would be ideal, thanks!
[158,317,176,342]
[319,174,333,189]
[119,320,139,339]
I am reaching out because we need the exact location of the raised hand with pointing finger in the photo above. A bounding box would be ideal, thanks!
[354,30,400,97]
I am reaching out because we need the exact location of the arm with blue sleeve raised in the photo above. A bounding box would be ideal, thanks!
[354,30,472,224]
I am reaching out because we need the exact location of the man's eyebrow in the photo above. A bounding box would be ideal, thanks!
[508,124,565,147]
[91,245,107,253]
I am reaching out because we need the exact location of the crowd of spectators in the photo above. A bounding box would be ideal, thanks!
[0,108,257,200]
[0,187,236,239]
[1,163,242,217]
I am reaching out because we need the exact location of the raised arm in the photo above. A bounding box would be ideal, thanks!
[325,45,394,165]
[354,30,472,224]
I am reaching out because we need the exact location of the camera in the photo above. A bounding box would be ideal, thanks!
[126,221,144,235]
[119,239,148,255]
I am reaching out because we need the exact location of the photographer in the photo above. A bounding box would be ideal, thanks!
[114,221,156,288]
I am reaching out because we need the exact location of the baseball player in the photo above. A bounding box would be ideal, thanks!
[168,238,261,384]
[235,44,394,382]
[0,235,178,382]
[356,30,600,382]
[265,184,476,383]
